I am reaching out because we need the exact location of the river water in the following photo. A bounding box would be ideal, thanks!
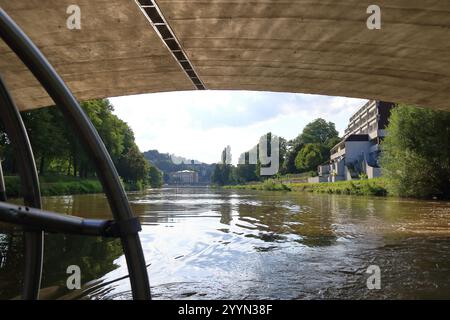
[1,187,449,299]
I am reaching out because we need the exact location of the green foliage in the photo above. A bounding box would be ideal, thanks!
[282,118,339,175]
[230,178,388,196]
[143,149,214,184]
[3,176,20,197]
[0,99,156,190]
[261,180,291,191]
[233,163,258,183]
[211,146,233,186]
[4,175,103,197]
[148,165,163,188]
[359,173,368,180]
[281,141,303,174]
[300,118,339,145]
[290,178,388,196]
[325,136,341,150]
[43,180,103,196]
[380,105,450,198]
[219,120,340,184]
[225,179,291,191]
[117,144,150,183]
[294,143,325,171]
[42,235,123,293]
[212,163,232,186]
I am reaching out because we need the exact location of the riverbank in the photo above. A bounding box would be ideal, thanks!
[224,178,389,197]
[4,175,146,197]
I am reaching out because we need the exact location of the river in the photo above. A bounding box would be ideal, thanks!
[1,187,449,299]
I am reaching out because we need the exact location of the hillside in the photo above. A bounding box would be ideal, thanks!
[143,150,214,184]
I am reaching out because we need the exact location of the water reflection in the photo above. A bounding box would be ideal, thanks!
[0,225,123,299]
[1,188,450,299]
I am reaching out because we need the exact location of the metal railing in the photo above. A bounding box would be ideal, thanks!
[0,8,151,300]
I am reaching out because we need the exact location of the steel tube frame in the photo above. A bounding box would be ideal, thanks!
[0,201,141,238]
[0,76,44,300]
[0,202,112,237]
[0,160,6,202]
[0,9,151,299]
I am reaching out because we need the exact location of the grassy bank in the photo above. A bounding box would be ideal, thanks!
[224,179,292,191]
[224,178,389,197]
[4,176,103,197]
[289,178,388,196]
[4,175,147,198]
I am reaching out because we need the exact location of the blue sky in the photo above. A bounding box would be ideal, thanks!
[110,91,367,164]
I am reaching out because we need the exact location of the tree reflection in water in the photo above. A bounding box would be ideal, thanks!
[0,225,122,299]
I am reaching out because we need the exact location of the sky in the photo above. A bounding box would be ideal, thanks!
[110,91,367,164]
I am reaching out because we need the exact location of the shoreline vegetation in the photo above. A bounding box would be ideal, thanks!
[3,175,146,198]
[223,178,390,197]
[1,99,163,198]
[2,101,448,200]
[216,105,450,200]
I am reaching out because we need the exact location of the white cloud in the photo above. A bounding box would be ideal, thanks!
[110,91,366,164]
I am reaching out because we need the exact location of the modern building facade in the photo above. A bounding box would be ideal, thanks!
[309,100,394,183]
[172,170,199,184]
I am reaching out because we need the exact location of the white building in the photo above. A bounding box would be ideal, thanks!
[172,170,199,184]
[309,100,394,183]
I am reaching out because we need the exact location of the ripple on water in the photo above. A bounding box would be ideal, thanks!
[1,188,450,299]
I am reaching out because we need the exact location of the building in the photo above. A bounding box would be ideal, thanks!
[172,170,199,184]
[309,100,394,183]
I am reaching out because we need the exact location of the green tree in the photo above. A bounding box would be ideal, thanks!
[212,164,233,185]
[117,144,150,184]
[212,164,222,185]
[301,118,339,145]
[295,143,325,172]
[234,150,258,183]
[282,119,339,174]
[281,141,303,174]
[211,147,233,185]
[148,165,163,188]
[380,104,450,198]
[21,107,70,175]
[325,136,341,150]
[0,99,158,189]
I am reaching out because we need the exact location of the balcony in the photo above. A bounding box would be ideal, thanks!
[331,147,345,160]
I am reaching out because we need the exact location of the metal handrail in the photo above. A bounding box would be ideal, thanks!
[0,9,151,299]
[0,201,141,238]
[0,76,44,300]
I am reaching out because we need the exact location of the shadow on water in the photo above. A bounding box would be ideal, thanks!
[1,188,450,299]
[0,227,123,299]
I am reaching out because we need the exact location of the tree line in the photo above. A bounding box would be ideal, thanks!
[212,118,340,185]
[0,99,162,189]
[212,104,450,200]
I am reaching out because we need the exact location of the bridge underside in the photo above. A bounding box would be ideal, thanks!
[0,0,449,111]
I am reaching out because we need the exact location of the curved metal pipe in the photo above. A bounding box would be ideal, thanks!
[0,160,7,202]
[0,76,44,300]
[0,9,151,299]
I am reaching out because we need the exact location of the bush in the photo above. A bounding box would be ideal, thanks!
[380,105,450,198]
[224,178,387,197]
[261,179,291,191]
[289,178,388,196]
